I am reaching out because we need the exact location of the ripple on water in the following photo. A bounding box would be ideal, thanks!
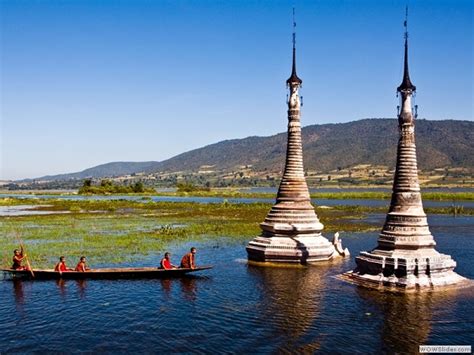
[0,215,473,352]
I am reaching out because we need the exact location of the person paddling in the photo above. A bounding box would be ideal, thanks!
[160,252,177,270]
[75,256,90,272]
[12,247,29,270]
[180,247,197,269]
[54,256,73,272]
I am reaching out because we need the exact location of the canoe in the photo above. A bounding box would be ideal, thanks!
[1,266,213,281]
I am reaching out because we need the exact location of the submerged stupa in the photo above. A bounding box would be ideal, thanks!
[246,17,348,264]
[344,13,467,290]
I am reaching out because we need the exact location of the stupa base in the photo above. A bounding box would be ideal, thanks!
[246,233,348,264]
[340,250,470,292]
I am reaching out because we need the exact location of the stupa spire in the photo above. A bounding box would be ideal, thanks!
[342,11,466,291]
[287,8,302,86]
[247,11,347,264]
[398,6,416,93]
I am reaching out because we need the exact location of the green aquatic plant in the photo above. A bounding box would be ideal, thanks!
[1,196,471,268]
[154,189,474,201]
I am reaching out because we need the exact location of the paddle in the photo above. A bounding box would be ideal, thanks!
[14,231,35,278]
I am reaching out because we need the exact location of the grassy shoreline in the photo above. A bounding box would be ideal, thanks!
[1,197,472,269]
[1,188,473,201]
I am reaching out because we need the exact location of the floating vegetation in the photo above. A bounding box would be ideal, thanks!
[0,196,471,268]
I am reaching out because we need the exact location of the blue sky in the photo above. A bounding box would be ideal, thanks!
[1,0,472,180]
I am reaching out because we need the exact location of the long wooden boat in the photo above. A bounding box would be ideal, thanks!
[1,266,213,281]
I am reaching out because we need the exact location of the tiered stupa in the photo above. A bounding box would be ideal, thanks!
[344,16,467,290]
[246,22,347,264]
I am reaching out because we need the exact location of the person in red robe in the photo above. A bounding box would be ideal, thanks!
[180,247,197,269]
[54,256,73,272]
[12,247,28,270]
[75,256,90,272]
[160,252,177,270]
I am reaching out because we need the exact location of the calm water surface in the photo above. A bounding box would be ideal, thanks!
[243,187,474,193]
[0,214,473,353]
[1,193,473,209]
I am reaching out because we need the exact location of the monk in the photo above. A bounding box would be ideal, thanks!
[12,247,28,270]
[180,247,197,269]
[160,252,177,270]
[75,256,90,272]
[54,256,73,272]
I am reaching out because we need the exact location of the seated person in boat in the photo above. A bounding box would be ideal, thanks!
[75,256,90,272]
[160,252,177,270]
[12,247,28,270]
[180,247,197,269]
[54,256,73,272]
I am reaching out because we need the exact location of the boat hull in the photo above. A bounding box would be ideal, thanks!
[1,266,213,280]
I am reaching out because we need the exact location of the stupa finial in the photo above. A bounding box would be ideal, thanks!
[287,8,302,86]
[397,6,416,93]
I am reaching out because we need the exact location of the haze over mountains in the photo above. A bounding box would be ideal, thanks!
[28,119,474,182]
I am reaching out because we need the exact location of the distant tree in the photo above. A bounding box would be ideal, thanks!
[133,181,144,193]
[101,179,113,187]
[83,179,92,187]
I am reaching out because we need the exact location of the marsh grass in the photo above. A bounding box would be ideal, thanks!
[1,196,471,268]
[157,190,474,201]
[0,198,368,268]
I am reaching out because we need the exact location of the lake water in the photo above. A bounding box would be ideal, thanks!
[0,205,71,217]
[0,214,472,353]
[1,193,473,209]
[241,186,474,193]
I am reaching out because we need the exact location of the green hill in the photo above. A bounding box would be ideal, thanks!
[28,118,473,182]
[149,118,474,173]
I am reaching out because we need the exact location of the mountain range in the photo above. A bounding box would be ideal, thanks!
[28,118,474,182]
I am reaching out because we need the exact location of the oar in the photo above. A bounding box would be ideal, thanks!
[14,232,35,278]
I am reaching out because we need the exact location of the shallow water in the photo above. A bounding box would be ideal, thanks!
[242,186,474,193]
[1,193,473,209]
[0,215,472,353]
[0,205,70,217]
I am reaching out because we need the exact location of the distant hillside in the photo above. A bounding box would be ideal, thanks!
[149,118,474,173]
[28,119,473,181]
[31,161,158,182]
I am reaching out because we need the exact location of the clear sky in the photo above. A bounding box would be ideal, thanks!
[1,0,472,180]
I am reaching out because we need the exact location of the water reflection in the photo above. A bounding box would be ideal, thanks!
[357,288,460,353]
[76,280,87,299]
[158,277,200,300]
[56,279,67,298]
[160,278,172,297]
[180,277,198,301]
[249,265,330,353]
[13,280,24,312]
[11,276,201,303]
